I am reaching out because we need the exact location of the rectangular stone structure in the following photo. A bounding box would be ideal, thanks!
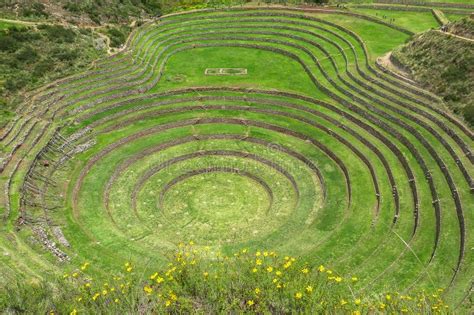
[205,68,248,76]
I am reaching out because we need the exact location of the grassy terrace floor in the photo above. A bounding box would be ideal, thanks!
[0,6,472,311]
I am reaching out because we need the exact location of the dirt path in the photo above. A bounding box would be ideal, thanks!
[377,52,416,83]
[0,17,43,26]
[436,30,474,43]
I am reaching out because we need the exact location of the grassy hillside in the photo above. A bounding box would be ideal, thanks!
[392,18,474,126]
[447,17,474,38]
[0,23,105,128]
[0,0,161,25]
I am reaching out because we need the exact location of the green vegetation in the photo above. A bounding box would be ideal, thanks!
[446,17,474,38]
[392,18,474,125]
[0,24,104,128]
[105,25,131,48]
[0,5,472,314]
[349,8,440,33]
[0,245,449,313]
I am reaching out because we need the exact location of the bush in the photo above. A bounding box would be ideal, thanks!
[51,48,79,62]
[0,35,19,52]
[33,58,54,77]
[107,27,127,48]
[461,104,474,126]
[40,25,76,43]
[15,46,38,64]
[63,2,81,13]
[4,72,31,92]
[20,3,49,18]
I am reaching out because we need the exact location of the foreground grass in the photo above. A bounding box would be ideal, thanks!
[0,243,449,314]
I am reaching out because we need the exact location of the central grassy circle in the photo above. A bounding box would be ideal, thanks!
[160,171,273,243]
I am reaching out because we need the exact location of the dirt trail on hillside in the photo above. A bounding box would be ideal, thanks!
[378,52,416,83]
[436,30,474,43]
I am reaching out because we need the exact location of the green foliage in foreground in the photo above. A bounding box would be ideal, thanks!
[392,18,474,126]
[0,244,449,314]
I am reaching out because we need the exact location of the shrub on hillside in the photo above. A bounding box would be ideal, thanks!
[20,3,49,18]
[107,27,128,48]
[38,24,77,43]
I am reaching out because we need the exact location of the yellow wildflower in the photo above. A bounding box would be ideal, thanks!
[266,266,273,273]
[386,294,391,301]
[263,251,269,257]
[295,292,303,299]
[165,300,172,307]
[301,268,309,274]
[189,241,194,245]
[318,265,325,272]
[242,248,248,253]
[102,289,108,295]
[144,286,153,295]
[150,272,158,280]
[114,298,120,303]
[335,276,343,283]
[276,271,282,276]
[256,259,262,265]
[170,293,177,301]
[63,273,69,279]
[326,270,333,275]
[255,288,261,295]
[80,262,90,271]
[256,251,261,257]
[355,298,361,305]
[72,272,79,278]
[203,272,209,277]
[252,268,258,273]
[379,303,386,309]
[351,276,358,282]
[283,261,292,269]
[306,286,313,293]
[352,311,361,315]
[92,293,100,301]
[340,299,348,306]
[247,300,255,306]
[70,309,77,315]
[156,276,164,284]
[126,267,132,272]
